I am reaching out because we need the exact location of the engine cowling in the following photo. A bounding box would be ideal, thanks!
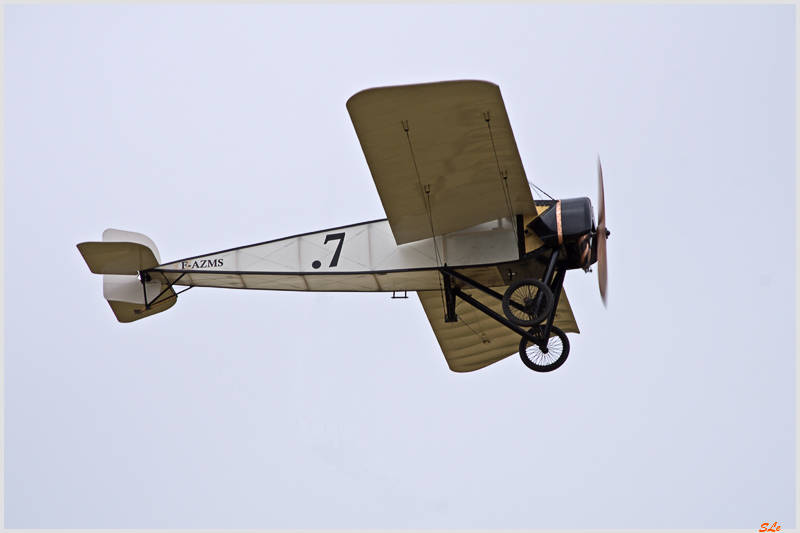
[527,197,594,247]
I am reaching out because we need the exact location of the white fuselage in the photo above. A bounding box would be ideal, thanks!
[155,218,520,292]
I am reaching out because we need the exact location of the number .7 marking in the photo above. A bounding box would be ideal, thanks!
[324,233,346,267]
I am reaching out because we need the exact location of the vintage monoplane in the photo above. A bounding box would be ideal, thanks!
[78,80,609,373]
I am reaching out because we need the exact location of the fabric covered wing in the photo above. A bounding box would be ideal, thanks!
[418,286,580,373]
[347,80,536,245]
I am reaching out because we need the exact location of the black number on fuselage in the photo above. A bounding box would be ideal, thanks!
[324,232,346,267]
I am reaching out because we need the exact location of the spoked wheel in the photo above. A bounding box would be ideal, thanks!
[502,278,554,326]
[519,325,570,373]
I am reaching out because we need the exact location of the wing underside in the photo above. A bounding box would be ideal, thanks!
[347,80,536,245]
[418,287,580,372]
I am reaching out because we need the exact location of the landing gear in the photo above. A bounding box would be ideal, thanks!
[519,325,570,372]
[501,278,554,326]
[440,263,571,373]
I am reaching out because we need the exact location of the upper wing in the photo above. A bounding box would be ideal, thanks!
[347,80,536,245]
[418,286,579,373]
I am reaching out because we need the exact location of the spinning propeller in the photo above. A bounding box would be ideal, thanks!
[596,157,609,307]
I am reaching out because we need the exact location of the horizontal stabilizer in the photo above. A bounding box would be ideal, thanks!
[77,228,162,275]
[77,241,160,275]
[107,291,177,323]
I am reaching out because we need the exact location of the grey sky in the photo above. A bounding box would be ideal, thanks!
[5,5,795,529]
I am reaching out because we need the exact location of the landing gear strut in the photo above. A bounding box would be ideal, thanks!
[440,251,572,372]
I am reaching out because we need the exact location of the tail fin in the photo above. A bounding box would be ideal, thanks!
[77,229,177,323]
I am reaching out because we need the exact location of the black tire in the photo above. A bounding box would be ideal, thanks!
[502,278,554,326]
[519,326,570,372]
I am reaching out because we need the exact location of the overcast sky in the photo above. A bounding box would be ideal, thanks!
[5,5,796,529]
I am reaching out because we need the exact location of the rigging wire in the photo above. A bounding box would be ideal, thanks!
[484,112,518,235]
[467,297,487,339]
[402,120,442,266]
[528,180,555,201]
[455,299,490,344]
[402,120,447,317]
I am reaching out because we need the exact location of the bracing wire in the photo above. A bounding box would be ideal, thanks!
[456,299,490,344]
[403,121,442,266]
[484,112,518,235]
[528,180,555,201]
[402,120,447,317]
